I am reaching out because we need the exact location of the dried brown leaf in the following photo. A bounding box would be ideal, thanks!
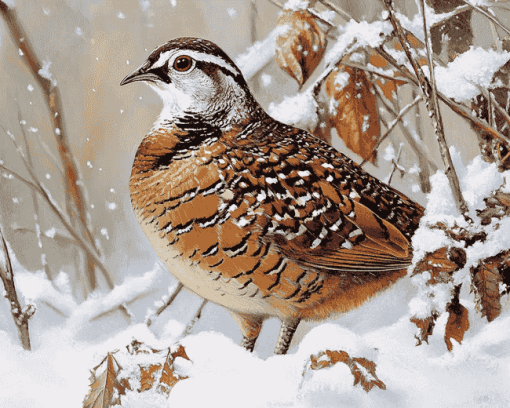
[471,253,506,322]
[276,9,327,86]
[444,286,470,351]
[411,311,439,346]
[366,49,407,100]
[325,65,380,161]
[83,353,126,408]
[411,246,466,284]
[309,350,386,393]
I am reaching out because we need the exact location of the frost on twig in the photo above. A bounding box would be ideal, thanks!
[0,227,35,351]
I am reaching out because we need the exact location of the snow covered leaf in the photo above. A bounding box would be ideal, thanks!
[470,252,508,322]
[83,353,127,408]
[411,246,466,285]
[127,340,190,395]
[410,312,439,346]
[158,345,190,394]
[276,9,327,86]
[308,350,386,393]
[444,286,470,351]
[325,65,380,161]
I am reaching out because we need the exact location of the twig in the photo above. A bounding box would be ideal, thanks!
[459,0,510,37]
[182,299,208,337]
[319,0,355,22]
[385,143,404,185]
[430,5,471,30]
[376,45,510,145]
[0,131,131,321]
[342,62,410,84]
[0,1,99,291]
[361,95,422,166]
[19,110,53,282]
[12,226,77,247]
[146,282,184,327]
[381,0,470,219]
[0,226,35,350]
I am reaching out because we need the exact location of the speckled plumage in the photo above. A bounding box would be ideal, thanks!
[123,37,424,354]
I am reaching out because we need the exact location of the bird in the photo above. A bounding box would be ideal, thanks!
[121,37,424,355]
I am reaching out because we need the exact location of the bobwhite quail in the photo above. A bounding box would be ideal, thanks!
[121,37,424,355]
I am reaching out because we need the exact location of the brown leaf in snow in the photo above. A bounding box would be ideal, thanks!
[470,252,507,322]
[325,65,380,161]
[444,285,470,351]
[308,350,386,393]
[276,9,327,86]
[83,353,127,408]
[411,246,466,285]
[411,311,439,346]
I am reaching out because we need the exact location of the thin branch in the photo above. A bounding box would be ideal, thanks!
[361,95,422,166]
[0,227,34,350]
[19,110,53,282]
[146,282,184,327]
[376,45,510,145]
[12,226,77,247]
[430,5,471,30]
[319,0,355,22]
[385,143,404,185]
[182,299,208,337]
[401,0,468,218]
[0,1,99,290]
[459,0,510,37]
[0,131,131,321]
[342,62,410,84]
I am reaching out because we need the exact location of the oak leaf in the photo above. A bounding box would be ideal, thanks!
[325,65,380,161]
[411,246,466,285]
[309,350,386,393]
[471,252,507,322]
[366,50,407,100]
[83,353,127,408]
[276,9,327,86]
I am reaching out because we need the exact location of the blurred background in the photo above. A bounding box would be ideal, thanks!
[0,0,503,356]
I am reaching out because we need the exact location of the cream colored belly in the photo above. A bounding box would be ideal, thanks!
[139,218,275,317]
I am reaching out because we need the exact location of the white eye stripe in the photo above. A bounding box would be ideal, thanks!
[152,50,241,77]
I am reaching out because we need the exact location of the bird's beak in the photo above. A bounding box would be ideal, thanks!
[120,63,160,86]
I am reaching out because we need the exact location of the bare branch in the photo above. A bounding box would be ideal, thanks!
[0,226,34,350]
[361,95,422,166]
[319,0,355,22]
[146,282,184,327]
[376,45,510,145]
[385,143,404,185]
[458,0,510,37]
[182,299,208,337]
[0,1,99,290]
[0,131,131,321]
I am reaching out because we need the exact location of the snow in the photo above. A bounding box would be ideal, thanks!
[38,60,57,87]
[235,25,290,81]
[27,84,34,92]
[226,8,237,19]
[434,48,510,103]
[267,90,318,130]
[283,0,309,10]
[325,20,393,66]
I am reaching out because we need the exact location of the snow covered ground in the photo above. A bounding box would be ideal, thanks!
[2,154,510,408]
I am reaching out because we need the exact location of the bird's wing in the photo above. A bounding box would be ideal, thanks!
[217,121,423,273]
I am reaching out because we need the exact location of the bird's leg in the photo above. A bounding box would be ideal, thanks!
[229,311,264,352]
[274,318,301,355]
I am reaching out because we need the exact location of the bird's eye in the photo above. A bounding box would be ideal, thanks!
[173,56,193,72]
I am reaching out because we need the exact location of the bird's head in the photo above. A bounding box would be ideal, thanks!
[121,37,258,127]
